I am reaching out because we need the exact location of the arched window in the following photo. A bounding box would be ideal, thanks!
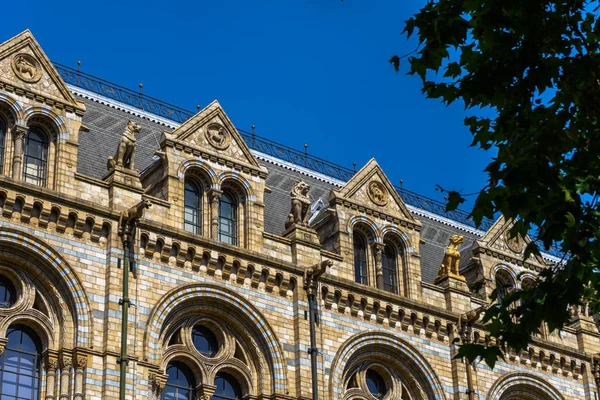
[0,325,42,400]
[0,275,16,308]
[23,127,48,186]
[382,243,398,294]
[365,370,386,399]
[162,361,195,400]
[0,118,6,174]
[213,372,242,400]
[191,325,218,356]
[219,192,237,245]
[495,269,514,305]
[353,232,368,285]
[184,178,202,234]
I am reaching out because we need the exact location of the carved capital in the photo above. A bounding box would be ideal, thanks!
[149,372,167,394]
[76,355,88,369]
[209,189,223,203]
[12,124,27,139]
[198,383,216,400]
[46,357,59,372]
[60,356,72,370]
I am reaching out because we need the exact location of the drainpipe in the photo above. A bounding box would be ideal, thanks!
[458,305,486,400]
[304,260,332,400]
[117,199,151,400]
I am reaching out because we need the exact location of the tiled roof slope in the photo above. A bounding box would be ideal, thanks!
[74,91,479,282]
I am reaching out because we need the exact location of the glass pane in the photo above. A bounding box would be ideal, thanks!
[17,374,33,398]
[4,350,19,372]
[214,372,242,400]
[19,353,35,374]
[1,371,17,395]
[366,370,385,399]
[192,326,218,356]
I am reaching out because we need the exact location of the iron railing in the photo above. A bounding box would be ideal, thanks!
[56,61,566,258]
[55,62,195,124]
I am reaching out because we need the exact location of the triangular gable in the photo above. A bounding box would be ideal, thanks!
[170,100,262,170]
[478,215,546,266]
[334,158,416,223]
[0,30,82,112]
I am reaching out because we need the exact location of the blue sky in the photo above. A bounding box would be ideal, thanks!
[2,0,493,209]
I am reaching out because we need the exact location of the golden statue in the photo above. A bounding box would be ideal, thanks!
[435,234,466,282]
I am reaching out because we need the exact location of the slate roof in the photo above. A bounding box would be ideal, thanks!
[75,92,484,283]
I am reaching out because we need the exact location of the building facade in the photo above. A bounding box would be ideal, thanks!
[0,30,596,400]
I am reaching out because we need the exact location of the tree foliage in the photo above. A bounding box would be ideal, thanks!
[393,0,600,367]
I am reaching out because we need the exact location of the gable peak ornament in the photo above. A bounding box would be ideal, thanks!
[11,53,42,83]
[368,181,388,206]
[205,123,231,150]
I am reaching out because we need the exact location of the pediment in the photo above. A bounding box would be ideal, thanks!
[0,30,82,112]
[478,216,546,266]
[170,100,262,171]
[334,158,417,223]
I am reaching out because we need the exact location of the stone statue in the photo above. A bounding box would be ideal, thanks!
[436,234,464,279]
[107,120,141,170]
[285,180,311,229]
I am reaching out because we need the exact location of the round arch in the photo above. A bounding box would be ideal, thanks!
[0,93,25,125]
[380,225,413,253]
[491,264,519,287]
[346,216,380,242]
[487,372,564,400]
[143,282,288,395]
[329,331,446,400]
[23,106,68,136]
[178,158,219,189]
[218,171,255,201]
[0,227,94,347]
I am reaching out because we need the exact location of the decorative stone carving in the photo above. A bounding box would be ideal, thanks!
[205,123,230,150]
[76,355,87,368]
[107,120,141,170]
[435,235,465,282]
[368,181,388,206]
[118,199,152,244]
[504,231,525,253]
[285,180,311,229]
[149,372,166,393]
[46,357,59,372]
[11,53,42,83]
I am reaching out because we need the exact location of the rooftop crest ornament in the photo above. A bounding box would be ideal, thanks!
[205,123,231,150]
[368,181,388,206]
[12,53,42,83]
[107,120,141,171]
[435,234,466,283]
[285,180,311,230]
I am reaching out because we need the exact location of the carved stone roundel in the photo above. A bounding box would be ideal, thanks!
[205,123,231,150]
[368,181,388,206]
[504,231,525,253]
[11,53,42,83]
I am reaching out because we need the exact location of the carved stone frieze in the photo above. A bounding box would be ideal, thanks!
[11,53,42,83]
[204,123,231,150]
[367,181,388,206]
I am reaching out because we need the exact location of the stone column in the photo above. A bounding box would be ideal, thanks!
[11,124,27,180]
[45,357,58,400]
[209,190,222,240]
[373,243,385,290]
[73,355,87,400]
[59,356,72,400]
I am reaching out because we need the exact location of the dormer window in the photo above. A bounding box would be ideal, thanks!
[353,232,368,285]
[382,243,398,294]
[184,178,203,235]
[23,126,48,186]
[219,191,237,245]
